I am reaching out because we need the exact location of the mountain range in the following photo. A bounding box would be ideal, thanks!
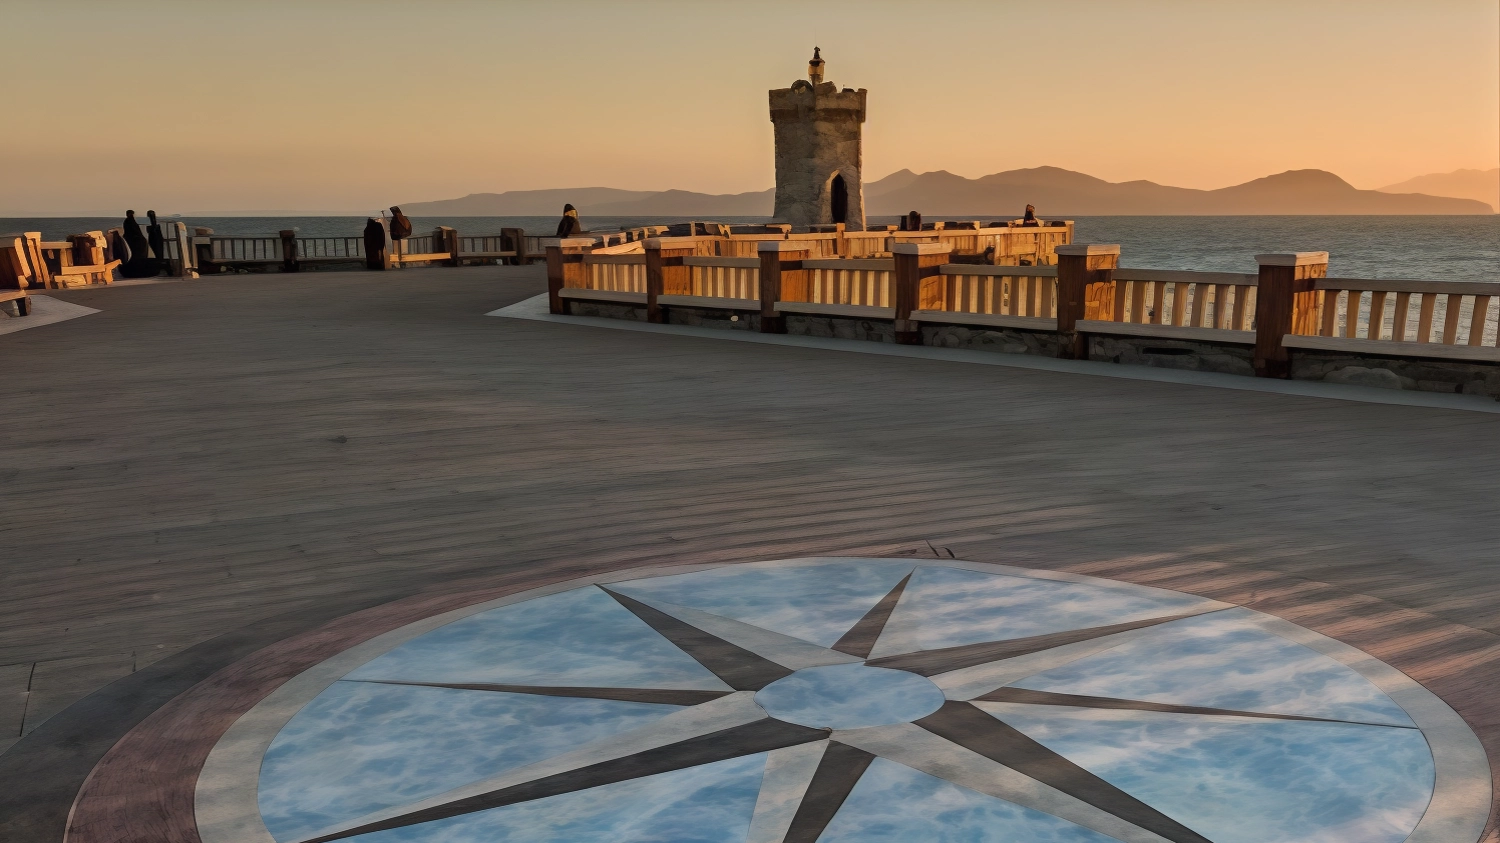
[1377,168,1498,212]
[400,167,1494,217]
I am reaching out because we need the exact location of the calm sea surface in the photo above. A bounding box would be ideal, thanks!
[4,215,1495,281]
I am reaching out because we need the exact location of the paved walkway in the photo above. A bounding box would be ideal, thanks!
[1,265,1497,841]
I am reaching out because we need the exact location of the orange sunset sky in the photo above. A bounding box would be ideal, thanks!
[3,0,1497,215]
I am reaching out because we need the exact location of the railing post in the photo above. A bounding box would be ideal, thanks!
[1054,244,1120,359]
[172,223,194,277]
[1254,251,1328,378]
[644,238,696,323]
[279,230,299,273]
[431,226,459,266]
[892,242,951,345]
[545,238,592,315]
[758,240,809,334]
[501,227,525,266]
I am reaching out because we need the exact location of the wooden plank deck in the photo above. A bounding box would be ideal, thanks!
[0,265,1497,841]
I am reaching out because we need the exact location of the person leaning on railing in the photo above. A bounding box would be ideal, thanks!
[386,206,413,267]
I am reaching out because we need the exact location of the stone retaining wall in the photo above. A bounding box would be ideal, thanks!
[922,324,1065,358]
[1088,336,1256,377]
[1292,352,1500,399]
[563,300,1500,400]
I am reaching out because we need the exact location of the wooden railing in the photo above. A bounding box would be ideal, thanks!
[715,234,791,258]
[1103,269,1259,330]
[685,257,759,299]
[581,253,647,293]
[397,235,435,256]
[804,259,893,307]
[1301,279,1499,347]
[927,265,1059,319]
[549,240,1500,397]
[296,237,364,261]
[211,236,282,263]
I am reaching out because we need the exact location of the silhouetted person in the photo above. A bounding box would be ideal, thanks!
[119,210,158,277]
[388,206,413,241]
[363,218,388,270]
[901,210,921,231]
[1023,204,1037,224]
[144,210,166,273]
[388,206,412,266]
[109,229,131,267]
[555,203,583,237]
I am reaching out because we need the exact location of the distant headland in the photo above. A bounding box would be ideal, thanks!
[401,166,1494,218]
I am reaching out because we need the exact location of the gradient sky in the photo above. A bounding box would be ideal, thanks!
[3,0,1496,215]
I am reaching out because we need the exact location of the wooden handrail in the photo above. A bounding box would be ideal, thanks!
[682,256,760,268]
[802,258,894,270]
[582,253,646,264]
[1115,268,1257,286]
[939,265,1057,277]
[1316,278,1500,296]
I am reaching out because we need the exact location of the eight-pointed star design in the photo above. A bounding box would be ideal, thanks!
[270,563,1429,843]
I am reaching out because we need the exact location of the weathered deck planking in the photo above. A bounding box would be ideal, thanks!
[0,265,1497,841]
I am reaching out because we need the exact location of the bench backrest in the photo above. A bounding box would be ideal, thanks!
[0,234,31,291]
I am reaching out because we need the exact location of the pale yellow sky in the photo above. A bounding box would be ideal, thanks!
[3,0,1496,215]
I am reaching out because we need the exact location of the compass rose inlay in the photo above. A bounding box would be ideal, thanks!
[204,558,1479,843]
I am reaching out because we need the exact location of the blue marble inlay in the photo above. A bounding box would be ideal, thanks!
[344,752,768,843]
[610,558,915,647]
[1013,611,1413,726]
[753,664,945,729]
[879,565,1208,652]
[818,757,1119,842]
[978,704,1435,843]
[258,682,685,841]
[345,586,729,689]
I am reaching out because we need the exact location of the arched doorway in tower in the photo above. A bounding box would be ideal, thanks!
[830,174,848,225]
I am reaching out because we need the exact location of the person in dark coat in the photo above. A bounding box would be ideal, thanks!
[1023,204,1037,223]
[146,210,166,261]
[363,218,388,270]
[900,210,922,231]
[555,203,584,237]
[387,206,413,266]
[119,210,158,277]
[388,206,413,241]
[109,229,131,267]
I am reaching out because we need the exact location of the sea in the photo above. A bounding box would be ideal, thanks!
[4,215,1496,281]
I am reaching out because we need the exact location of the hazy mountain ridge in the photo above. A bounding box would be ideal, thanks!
[1378,169,1498,212]
[865,167,1491,216]
[403,167,1493,217]
[402,187,773,216]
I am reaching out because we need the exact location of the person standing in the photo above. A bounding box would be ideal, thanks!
[555,203,583,237]
[388,206,413,266]
[146,210,166,264]
[119,210,157,278]
[363,218,388,270]
[1023,204,1037,224]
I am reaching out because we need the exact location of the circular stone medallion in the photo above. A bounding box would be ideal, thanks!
[196,557,1489,843]
[753,663,946,729]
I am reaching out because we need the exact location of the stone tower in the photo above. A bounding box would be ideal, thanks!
[769,48,867,230]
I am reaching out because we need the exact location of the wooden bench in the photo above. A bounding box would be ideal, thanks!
[0,235,35,316]
[22,231,120,288]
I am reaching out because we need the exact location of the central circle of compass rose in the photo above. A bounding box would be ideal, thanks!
[753,664,946,730]
[248,559,1448,843]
